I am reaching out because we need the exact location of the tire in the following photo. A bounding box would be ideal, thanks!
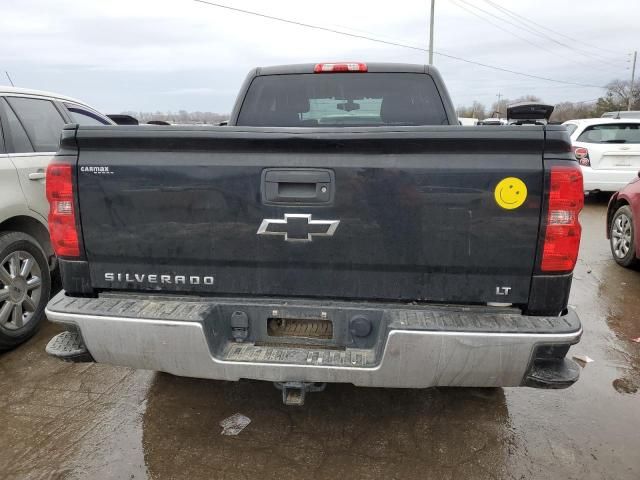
[609,205,639,268]
[0,231,52,350]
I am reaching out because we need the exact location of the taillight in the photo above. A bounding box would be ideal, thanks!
[46,163,80,257]
[314,62,368,73]
[541,165,584,272]
[572,146,590,166]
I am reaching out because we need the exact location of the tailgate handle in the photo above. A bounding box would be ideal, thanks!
[262,169,334,204]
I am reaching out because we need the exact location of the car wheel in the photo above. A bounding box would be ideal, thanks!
[0,232,52,350]
[610,206,639,268]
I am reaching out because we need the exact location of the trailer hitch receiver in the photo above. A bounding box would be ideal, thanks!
[273,381,326,405]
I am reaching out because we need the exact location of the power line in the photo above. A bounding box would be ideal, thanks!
[191,0,606,89]
[480,0,626,64]
[458,0,563,44]
[450,0,590,67]
[457,0,625,69]
[482,0,623,58]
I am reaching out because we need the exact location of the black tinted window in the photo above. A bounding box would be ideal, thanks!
[577,123,640,144]
[0,98,34,153]
[564,124,578,136]
[6,97,65,151]
[64,104,110,125]
[237,73,448,127]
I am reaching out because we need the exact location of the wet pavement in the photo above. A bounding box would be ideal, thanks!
[1,196,639,480]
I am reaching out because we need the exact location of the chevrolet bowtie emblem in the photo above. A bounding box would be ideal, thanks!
[257,214,340,242]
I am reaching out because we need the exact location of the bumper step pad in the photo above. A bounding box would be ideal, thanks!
[45,331,94,363]
[524,358,581,389]
[46,292,581,334]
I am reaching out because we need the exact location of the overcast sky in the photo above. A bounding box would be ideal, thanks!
[1,0,635,114]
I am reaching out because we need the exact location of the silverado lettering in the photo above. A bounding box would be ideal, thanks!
[104,273,214,285]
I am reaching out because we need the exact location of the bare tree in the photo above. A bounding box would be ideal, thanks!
[512,95,542,103]
[122,110,229,125]
[487,95,542,118]
[489,99,509,118]
[550,101,597,122]
[456,101,487,119]
[592,80,639,116]
[469,101,486,119]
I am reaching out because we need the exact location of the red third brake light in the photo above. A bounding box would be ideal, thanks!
[46,163,80,257]
[541,165,584,272]
[314,62,368,73]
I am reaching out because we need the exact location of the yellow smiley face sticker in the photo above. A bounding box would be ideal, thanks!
[495,177,527,210]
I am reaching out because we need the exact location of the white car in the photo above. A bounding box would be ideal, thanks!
[562,118,640,193]
[478,118,507,125]
[458,117,478,126]
[0,86,113,349]
[601,111,640,119]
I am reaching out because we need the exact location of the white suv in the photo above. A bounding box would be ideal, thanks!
[0,87,113,349]
[563,118,640,193]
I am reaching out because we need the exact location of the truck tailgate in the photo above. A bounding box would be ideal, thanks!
[74,126,544,305]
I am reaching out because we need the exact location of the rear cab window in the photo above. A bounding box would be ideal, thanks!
[236,73,449,127]
[5,96,65,152]
[577,123,640,144]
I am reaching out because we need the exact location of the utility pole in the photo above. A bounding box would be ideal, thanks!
[496,93,503,117]
[428,0,435,65]
[629,50,637,111]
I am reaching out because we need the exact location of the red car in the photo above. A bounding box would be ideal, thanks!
[607,172,640,267]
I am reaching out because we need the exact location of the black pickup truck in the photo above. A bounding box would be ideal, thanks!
[45,63,584,404]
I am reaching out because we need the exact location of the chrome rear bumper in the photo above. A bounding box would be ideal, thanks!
[46,291,582,389]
